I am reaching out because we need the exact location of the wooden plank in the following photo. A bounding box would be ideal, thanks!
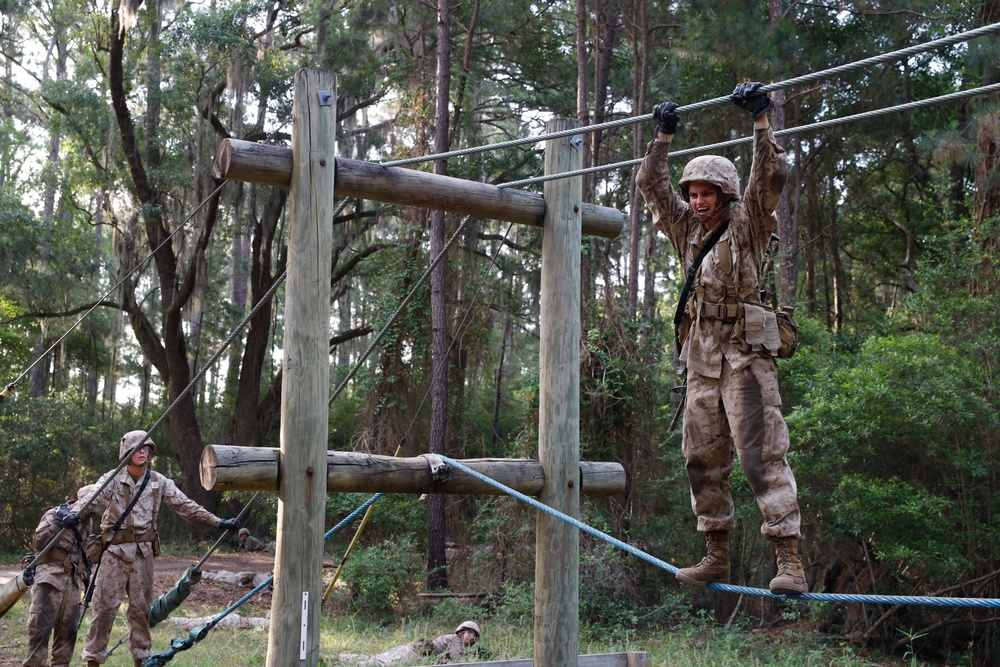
[266,68,335,667]
[534,117,581,667]
[213,139,624,239]
[200,446,626,497]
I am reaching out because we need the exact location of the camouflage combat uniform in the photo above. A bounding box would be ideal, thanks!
[337,632,468,666]
[240,532,266,552]
[636,126,801,539]
[22,505,90,667]
[78,467,223,665]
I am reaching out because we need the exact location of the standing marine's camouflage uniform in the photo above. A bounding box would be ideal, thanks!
[77,431,230,666]
[636,84,807,595]
[22,501,91,667]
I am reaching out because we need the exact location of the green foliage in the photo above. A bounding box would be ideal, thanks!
[339,536,423,618]
[0,395,116,552]
[831,475,964,575]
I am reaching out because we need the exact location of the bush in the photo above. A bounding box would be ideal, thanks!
[341,536,423,618]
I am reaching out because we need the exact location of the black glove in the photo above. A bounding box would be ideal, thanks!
[731,82,774,120]
[54,504,81,528]
[652,102,681,135]
[219,518,241,531]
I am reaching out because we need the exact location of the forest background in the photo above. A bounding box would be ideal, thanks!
[1,0,998,664]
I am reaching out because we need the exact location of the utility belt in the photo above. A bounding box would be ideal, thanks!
[108,528,155,545]
[35,546,74,567]
[696,299,739,322]
[687,293,798,359]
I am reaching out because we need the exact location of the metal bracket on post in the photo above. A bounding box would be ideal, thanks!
[420,454,451,483]
[317,90,334,107]
[570,134,584,151]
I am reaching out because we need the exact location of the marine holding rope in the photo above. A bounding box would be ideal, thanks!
[21,489,94,667]
[636,82,807,595]
[62,430,241,667]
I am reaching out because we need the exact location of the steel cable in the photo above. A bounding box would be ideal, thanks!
[499,81,1000,189]
[438,455,1000,609]
[381,21,1000,168]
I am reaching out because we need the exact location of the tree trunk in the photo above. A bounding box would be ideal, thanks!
[628,0,649,318]
[232,188,286,446]
[110,4,216,508]
[427,0,452,593]
[767,0,797,307]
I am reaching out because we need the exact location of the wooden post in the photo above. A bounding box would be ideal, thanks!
[535,118,581,667]
[267,68,335,667]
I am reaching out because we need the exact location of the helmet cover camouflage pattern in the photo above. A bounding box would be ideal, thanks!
[679,155,740,201]
[119,430,156,461]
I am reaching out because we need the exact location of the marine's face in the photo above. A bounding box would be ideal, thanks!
[458,629,478,646]
[130,445,152,467]
[687,181,721,222]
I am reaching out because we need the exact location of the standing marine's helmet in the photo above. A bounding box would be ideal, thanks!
[119,430,156,461]
[454,620,481,637]
[678,155,741,201]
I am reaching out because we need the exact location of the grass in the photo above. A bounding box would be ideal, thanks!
[0,591,919,667]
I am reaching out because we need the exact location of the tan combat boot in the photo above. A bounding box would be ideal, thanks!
[769,537,808,595]
[676,530,730,587]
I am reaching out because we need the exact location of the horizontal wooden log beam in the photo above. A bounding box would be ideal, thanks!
[213,139,623,239]
[200,445,625,497]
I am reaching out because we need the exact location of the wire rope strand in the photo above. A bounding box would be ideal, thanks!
[0,181,230,406]
[437,455,1000,609]
[328,214,473,406]
[499,81,1000,190]
[381,21,1000,168]
[146,494,383,667]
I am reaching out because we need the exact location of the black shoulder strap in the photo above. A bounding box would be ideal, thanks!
[79,468,151,630]
[673,218,731,353]
[103,468,151,550]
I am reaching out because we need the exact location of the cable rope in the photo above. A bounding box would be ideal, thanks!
[1,111,294,408]
[437,455,1000,609]
[499,81,1000,190]
[381,21,1000,168]
[0,181,229,406]
[145,493,383,667]
[327,213,474,406]
[322,218,518,601]
[102,492,262,657]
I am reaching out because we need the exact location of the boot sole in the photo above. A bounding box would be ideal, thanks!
[770,583,808,595]
[676,571,729,587]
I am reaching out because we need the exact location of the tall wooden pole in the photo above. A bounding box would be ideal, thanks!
[267,68,335,667]
[534,118,581,666]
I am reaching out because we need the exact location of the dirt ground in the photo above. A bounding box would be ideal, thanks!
[0,551,282,666]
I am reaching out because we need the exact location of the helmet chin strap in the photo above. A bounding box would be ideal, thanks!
[701,203,728,231]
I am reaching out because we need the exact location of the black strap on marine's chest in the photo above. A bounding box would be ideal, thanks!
[672,218,731,353]
[78,468,151,630]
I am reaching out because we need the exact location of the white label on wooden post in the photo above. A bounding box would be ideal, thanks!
[299,591,309,660]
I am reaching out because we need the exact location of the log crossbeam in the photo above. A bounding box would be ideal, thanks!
[213,139,624,239]
[201,445,625,498]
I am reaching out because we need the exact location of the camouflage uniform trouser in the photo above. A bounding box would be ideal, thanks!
[682,356,801,538]
[81,549,154,665]
[23,580,81,667]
